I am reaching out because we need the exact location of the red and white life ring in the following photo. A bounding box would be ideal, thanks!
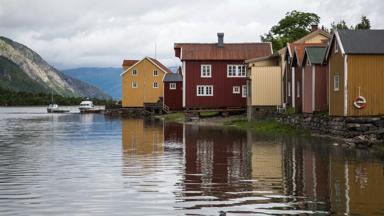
[353,96,367,109]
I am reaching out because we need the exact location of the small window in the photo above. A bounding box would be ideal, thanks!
[288,82,291,96]
[296,81,300,98]
[153,70,158,76]
[196,85,213,96]
[233,86,240,94]
[335,41,339,53]
[334,74,340,91]
[201,65,212,78]
[153,82,159,88]
[242,85,247,98]
[132,69,138,76]
[170,83,176,90]
[132,81,138,88]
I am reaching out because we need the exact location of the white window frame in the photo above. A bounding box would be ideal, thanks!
[153,70,158,76]
[288,82,291,96]
[334,74,340,91]
[233,86,240,94]
[196,85,213,96]
[132,69,138,76]
[296,81,300,98]
[242,85,247,98]
[200,64,212,78]
[227,65,246,77]
[153,82,159,88]
[132,80,138,88]
[169,83,176,90]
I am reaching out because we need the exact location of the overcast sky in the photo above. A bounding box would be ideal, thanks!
[1,0,383,69]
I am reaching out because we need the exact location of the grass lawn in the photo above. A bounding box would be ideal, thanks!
[225,119,309,135]
[154,112,185,122]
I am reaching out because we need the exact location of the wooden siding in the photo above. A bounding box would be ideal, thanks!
[185,60,246,108]
[250,66,281,106]
[164,81,183,111]
[314,65,328,112]
[303,65,313,113]
[121,58,166,107]
[347,55,384,116]
[304,34,329,44]
[294,66,303,113]
[329,44,345,116]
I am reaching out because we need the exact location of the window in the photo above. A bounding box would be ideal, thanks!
[227,65,246,77]
[153,70,158,76]
[334,74,340,91]
[132,81,138,88]
[196,85,213,96]
[288,82,291,96]
[201,65,212,77]
[153,82,159,88]
[296,81,300,98]
[233,86,240,94]
[335,41,339,53]
[242,85,247,98]
[132,69,138,76]
[170,83,176,90]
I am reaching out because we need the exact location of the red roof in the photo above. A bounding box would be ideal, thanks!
[148,57,172,74]
[122,60,138,67]
[175,43,272,60]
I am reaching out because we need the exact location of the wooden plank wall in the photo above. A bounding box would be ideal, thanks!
[251,66,281,106]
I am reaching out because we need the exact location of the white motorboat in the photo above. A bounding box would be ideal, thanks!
[79,100,103,113]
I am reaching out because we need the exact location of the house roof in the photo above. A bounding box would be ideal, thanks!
[291,43,326,66]
[174,43,272,60]
[122,60,139,67]
[245,52,280,63]
[280,28,331,55]
[120,57,171,76]
[302,46,327,66]
[337,29,384,54]
[163,73,182,82]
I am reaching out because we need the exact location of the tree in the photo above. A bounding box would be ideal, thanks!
[355,16,371,29]
[261,10,320,51]
[331,20,350,30]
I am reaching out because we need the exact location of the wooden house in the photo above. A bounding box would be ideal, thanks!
[283,26,330,111]
[301,46,328,113]
[121,57,171,108]
[326,30,384,116]
[245,53,282,120]
[174,33,272,110]
[163,72,183,111]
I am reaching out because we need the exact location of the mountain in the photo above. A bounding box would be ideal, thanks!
[0,36,111,99]
[62,67,122,99]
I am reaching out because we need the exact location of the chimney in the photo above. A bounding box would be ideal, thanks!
[217,33,224,47]
[311,24,319,32]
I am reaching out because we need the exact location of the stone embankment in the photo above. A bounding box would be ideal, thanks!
[276,113,384,146]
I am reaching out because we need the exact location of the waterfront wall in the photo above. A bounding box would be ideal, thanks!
[275,113,384,146]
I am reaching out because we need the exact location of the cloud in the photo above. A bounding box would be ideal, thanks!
[0,0,383,69]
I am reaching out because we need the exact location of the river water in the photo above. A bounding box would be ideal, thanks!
[0,107,383,216]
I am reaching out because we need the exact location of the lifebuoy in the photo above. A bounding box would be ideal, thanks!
[353,96,367,109]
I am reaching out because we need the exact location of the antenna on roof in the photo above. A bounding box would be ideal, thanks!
[154,41,157,59]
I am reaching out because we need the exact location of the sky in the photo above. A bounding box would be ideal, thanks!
[1,0,383,69]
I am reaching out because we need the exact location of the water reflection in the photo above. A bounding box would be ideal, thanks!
[0,109,383,215]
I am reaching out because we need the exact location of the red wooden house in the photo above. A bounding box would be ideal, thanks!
[163,72,183,111]
[301,46,328,113]
[174,33,272,110]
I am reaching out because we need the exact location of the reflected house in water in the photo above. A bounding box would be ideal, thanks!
[122,118,164,155]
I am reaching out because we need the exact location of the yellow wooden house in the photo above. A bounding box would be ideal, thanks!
[121,57,171,107]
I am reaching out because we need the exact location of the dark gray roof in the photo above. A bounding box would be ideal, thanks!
[163,73,182,82]
[338,30,384,54]
[304,46,327,65]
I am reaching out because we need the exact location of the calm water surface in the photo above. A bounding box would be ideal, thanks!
[0,107,384,215]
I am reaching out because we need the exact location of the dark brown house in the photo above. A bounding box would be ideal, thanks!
[326,29,384,116]
[174,33,272,110]
[163,72,183,111]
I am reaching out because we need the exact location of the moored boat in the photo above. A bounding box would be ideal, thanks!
[47,104,70,113]
[79,100,104,113]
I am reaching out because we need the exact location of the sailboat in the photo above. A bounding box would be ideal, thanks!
[47,89,70,113]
